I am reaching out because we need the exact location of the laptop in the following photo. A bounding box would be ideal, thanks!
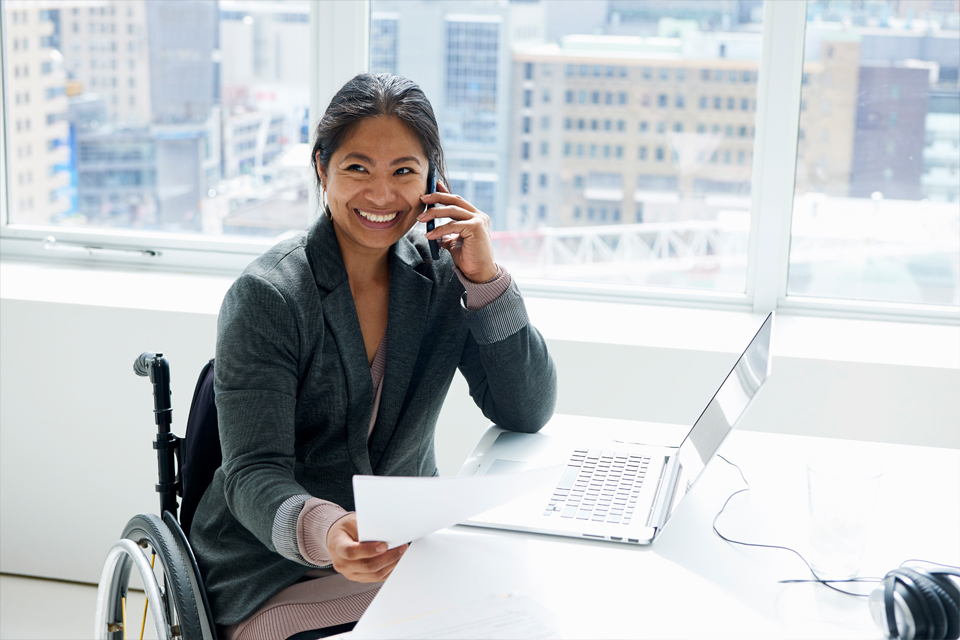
[463,311,773,545]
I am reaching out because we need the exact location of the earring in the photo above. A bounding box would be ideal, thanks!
[321,188,332,221]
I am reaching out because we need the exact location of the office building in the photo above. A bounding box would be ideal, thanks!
[795,33,862,198]
[144,1,218,126]
[508,27,859,229]
[57,0,151,127]
[3,3,72,226]
[221,110,286,179]
[218,1,309,148]
[922,91,960,203]
[371,0,546,229]
[73,125,218,231]
[849,64,930,200]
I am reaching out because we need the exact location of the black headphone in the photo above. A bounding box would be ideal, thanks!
[870,567,960,640]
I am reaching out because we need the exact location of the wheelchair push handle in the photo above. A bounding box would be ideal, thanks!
[133,352,181,520]
[134,352,172,428]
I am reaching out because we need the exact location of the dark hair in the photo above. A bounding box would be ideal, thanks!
[311,73,446,200]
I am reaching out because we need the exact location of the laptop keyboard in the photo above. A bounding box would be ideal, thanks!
[543,449,650,525]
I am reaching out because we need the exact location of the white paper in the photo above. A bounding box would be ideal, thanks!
[354,465,560,549]
[345,593,560,640]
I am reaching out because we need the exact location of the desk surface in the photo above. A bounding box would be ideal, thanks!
[352,415,960,639]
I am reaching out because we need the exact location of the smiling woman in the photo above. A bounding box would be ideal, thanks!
[187,73,557,640]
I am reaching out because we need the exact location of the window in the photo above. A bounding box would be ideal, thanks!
[3,0,954,322]
[786,1,960,308]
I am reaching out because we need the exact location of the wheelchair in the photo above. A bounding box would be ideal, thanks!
[94,353,220,640]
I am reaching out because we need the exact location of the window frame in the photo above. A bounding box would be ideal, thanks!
[1,1,957,324]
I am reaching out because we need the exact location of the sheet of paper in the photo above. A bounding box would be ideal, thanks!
[354,465,560,549]
[344,593,560,640]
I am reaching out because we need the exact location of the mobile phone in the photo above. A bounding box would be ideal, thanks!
[425,164,441,260]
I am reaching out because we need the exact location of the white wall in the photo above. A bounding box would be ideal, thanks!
[1,261,957,586]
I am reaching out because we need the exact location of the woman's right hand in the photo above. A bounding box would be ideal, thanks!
[326,513,407,583]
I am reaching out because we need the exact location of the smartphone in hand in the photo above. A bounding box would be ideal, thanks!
[425,164,441,260]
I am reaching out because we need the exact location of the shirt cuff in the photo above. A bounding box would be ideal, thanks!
[454,265,511,311]
[297,498,351,567]
[460,275,531,346]
[271,494,345,569]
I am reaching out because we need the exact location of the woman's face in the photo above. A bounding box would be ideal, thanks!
[318,115,429,257]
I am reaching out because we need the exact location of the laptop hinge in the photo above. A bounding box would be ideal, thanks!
[646,455,678,528]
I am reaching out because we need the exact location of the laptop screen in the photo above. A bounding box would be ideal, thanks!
[662,312,773,525]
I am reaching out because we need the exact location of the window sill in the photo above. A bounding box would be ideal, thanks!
[2,257,956,371]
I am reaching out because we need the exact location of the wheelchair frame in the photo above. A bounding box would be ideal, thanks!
[94,353,216,640]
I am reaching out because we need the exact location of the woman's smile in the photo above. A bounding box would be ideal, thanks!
[355,208,401,226]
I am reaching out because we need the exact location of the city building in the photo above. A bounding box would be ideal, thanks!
[73,125,216,232]
[4,2,72,226]
[850,64,931,200]
[221,109,286,179]
[57,0,151,127]
[922,91,960,202]
[371,0,546,229]
[508,26,860,229]
[218,1,309,148]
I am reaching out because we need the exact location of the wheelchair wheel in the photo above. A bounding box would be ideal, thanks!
[94,513,207,640]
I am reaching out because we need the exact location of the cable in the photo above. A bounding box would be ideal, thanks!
[712,454,881,597]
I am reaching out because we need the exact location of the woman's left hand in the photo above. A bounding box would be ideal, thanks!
[418,182,498,283]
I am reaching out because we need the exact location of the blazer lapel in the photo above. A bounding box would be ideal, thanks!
[306,216,375,475]
[368,235,434,472]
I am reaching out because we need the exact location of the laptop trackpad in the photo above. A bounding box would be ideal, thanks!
[486,459,528,475]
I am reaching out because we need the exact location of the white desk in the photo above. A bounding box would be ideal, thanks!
[352,415,960,639]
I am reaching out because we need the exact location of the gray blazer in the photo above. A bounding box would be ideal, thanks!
[190,215,557,626]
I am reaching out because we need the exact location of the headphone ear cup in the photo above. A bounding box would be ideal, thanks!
[921,571,960,640]
[899,569,949,640]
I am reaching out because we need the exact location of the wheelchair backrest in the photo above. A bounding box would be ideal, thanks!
[180,359,222,538]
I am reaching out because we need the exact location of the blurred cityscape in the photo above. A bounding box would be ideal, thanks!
[3,0,959,301]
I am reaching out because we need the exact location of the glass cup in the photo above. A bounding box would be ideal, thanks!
[806,456,883,580]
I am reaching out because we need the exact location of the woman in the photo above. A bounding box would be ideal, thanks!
[190,73,557,639]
